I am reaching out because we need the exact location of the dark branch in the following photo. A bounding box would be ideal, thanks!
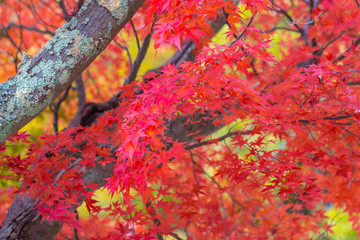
[185,130,251,150]
[355,0,360,9]
[113,38,133,70]
[50,85,71,133]
[75,75,86,109]
[8,23,54,36]
[265,26,299,33]
[333,36,360,63]
[125,17,156,84]
[130,19,140,50]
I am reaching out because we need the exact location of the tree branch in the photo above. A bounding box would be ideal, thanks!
[185,130,251,150]
[130,19,140,50]
[0,0,145,144]
[113,38,133,70]
[8,23,54,36]
[333,35,360,63]
[75,75,86,109]
[125,17,156,84]
[50,85,71,133]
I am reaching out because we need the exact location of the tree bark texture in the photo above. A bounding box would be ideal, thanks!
[0,0,144,144]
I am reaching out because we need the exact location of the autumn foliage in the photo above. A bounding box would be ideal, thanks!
[1,0,360,239]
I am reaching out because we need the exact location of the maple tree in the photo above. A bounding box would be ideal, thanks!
[0,0,360,239]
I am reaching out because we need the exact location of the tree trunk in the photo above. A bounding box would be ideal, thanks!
[0,0,144,144]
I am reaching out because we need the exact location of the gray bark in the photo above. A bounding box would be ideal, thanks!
[0,0,144,144]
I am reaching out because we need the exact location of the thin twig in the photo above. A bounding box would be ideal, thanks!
[168,232,183,240]
[26,1,57,29]
[333,36,360,63]
[9,23,54,36]
[237,15,254,41]
[264,26,299,33]
[125,17,156,84]
[191,151,243,207]
[130,19,140,50]
[230,15,255,46]
[53,159,82,183]
[73,209,79,240]
[222,7,238,39]
[323,114,354,120]
[58,0,71,22]
[355,0,360,9]
[190,151,199,184]
[314,31,345,57]
[50,85,71,133]
[299,85,314,109]
[185,130,251,150]
[113,38,133,70]
[268,3,304,34]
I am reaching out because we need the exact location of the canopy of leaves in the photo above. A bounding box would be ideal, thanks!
[0,0,360,239]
